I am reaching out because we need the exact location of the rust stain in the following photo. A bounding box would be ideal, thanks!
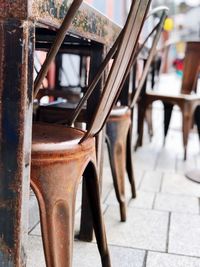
[0,0,28,19]
[32,1,120,45]
[0,238,14,267]
[0,19,34,266]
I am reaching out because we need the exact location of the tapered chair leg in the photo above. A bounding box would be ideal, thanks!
[135,100,147,150]
[84,162,111,267]
[182,104,193,160]
[126,119,136,198]
[79,178,94,242]
[195,106,200,140]
[145,105,153,140]
[163,102,173,145]
[79,132,105,242]
[31,161,82,267]
[31,142,110,267]
[106,112,131,222]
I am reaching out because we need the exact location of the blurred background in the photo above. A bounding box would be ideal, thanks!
[85,0,200,40]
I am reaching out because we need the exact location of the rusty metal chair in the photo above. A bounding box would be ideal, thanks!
[34,6,168,224]
[135,41,200,160]
[31,0,152,266]
[105,7,168,221]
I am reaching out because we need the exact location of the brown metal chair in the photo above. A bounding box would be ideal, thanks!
[31,0,152,266]
[35,6,168,224]
[105,6,168,221]
[136,41,200,160]
[34,8,167,225]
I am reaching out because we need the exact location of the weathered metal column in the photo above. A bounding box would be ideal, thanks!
[0,2,34,266]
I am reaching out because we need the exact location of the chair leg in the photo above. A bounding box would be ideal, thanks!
[84,162,111,267]
[163,102,173,145]
[194,106,200,140]
[145,105,153,140]
[79,178,94,242]
[106,116,130,222]
[126,122,136,198]
[135,100,147,150]
[182,104,193,160]
[31,157,93,267]
[79,132,105,242]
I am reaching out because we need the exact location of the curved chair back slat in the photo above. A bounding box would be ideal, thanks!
[130,7,168,108]
[181,41,200,94]
[34,0,83,98]
[78,0,152,142]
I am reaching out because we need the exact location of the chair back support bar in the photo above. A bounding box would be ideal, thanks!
[34,0,83,98]
[130,7,168,108]
[79,0,152,142]
[181,41,200,94]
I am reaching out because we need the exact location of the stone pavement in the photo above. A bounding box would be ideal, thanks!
[28,75,200,266]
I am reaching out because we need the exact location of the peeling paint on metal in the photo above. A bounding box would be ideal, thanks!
[32,1,120,45]
[0,18,34,266]
[0,0,28,19]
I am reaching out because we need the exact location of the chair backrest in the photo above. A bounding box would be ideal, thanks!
[181,41,200,94]
[75,0,152,142]
[130,6,168,108]
[34,0,83,98]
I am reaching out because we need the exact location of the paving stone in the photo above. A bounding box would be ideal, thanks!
[104,206,169,252]
[74,242,145,267]
[133,144,159,171]
[155,149,176,173]
[102,165,115,201]
[27,235,45,267]
[106,188,154,210]
[129,191,155,209]
[27,235,145,267]
[139,171,162,192]
[169,213,200,257]
[162,173,200,197]
[154,193,199,214]
[146,251,200,267]
[134,168,145,189]
[28,195,40,232]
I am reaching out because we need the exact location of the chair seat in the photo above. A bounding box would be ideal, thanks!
[110,106,130,117]
[146,89,200,101]
[32,123,86,152]
[146,73,200,101]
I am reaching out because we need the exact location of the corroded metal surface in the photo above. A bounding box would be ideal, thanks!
[0,19,34,266]
[106,111,132,221]
[0,0,120,45]
[0,0,29,19]
[32,1,120,45]
[31,123,111,266]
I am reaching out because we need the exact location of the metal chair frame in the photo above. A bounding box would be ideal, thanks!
[31,0,152,266]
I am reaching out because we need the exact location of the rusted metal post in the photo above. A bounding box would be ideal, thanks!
[0,2,34,265]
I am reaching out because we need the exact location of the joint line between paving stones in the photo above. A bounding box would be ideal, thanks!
[159,172,164,193]
[137,170,146,190]
[142,251,148,267]
[103,187,115,204]
[166,212,171,253]
[152,192,157,209]
[28,221,40,235]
